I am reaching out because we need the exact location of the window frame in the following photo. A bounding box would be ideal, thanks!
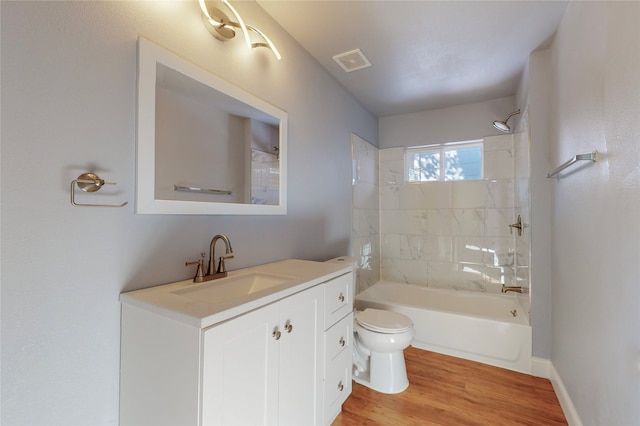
[404,139,484,183]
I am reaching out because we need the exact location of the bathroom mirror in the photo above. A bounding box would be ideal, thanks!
[136,38,287,215]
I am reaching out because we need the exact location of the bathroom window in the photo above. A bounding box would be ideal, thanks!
[405,140,483,182]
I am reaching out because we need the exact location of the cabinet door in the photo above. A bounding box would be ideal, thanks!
[277,285,324,426]
[202,303,279,426]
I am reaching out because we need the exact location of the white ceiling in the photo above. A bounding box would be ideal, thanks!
[258,0,568,117]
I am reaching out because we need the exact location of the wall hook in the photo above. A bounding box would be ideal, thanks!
[70,173,128,207]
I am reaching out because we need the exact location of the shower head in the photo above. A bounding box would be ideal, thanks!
[492,109,521,133]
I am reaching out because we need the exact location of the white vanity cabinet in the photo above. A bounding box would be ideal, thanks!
[201,284,324,425]
[322,272,354,424]
[119,259,354,426]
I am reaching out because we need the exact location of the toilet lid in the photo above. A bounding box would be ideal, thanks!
[356,308,413,333]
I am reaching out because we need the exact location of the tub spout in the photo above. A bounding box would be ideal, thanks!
[501,285,528,294]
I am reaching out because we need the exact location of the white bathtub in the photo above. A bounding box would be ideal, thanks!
[355,281,532,374]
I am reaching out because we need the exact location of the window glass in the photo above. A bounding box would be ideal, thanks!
[407,150,440,182]
[444,145,483,181]
[406,141,483,182]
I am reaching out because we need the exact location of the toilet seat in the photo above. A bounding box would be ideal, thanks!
[356,308,413,333]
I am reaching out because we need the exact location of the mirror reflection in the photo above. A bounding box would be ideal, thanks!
[136,38,287,215]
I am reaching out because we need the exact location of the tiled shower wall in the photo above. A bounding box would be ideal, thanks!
[352,132,531,295]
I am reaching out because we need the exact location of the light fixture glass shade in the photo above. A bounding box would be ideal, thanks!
[199,0,281,60]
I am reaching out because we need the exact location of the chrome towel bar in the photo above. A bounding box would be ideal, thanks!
[173,185,232,195]
[546,150,597,179]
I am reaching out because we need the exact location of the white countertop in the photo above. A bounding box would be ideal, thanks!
[119,259,352,328]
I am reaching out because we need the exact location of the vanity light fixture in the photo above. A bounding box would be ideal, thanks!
[198,0,282,60]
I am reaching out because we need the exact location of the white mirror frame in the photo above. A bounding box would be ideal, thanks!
[136,38,287,215]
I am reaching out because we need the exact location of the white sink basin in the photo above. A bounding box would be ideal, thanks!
[171,272,294,305]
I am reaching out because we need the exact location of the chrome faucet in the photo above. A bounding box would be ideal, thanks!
[501,285,528,294]
[185,234,234,283]
[208,234,234,277]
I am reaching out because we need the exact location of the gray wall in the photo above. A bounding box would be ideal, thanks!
[548,2,639,424]
[0,1,376,424]
[378,96,515,149]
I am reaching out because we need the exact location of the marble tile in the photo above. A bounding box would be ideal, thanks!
[484,208,514,237]
[381,233,402,259]
[419,182,452,209]
[352,180,378,209]
[400,234,429,260]
[484,134,513,152]
[354,155,378,185]
[484,265,515,286]
[514,178,530,208]
[381,258,428,285]
[372,138,532,295]
[452,180,486,208]
[453,236,486,264]
[396,184,431,209]
[427,209,453,235]
[484,149,514,180]
[423,236,453,262]
[483,237,515,267]
[379,146,404,162]
[484,179,514,209]
[452,209,485,236]
[379,184,401,210]
[515,266,530,288]
[379,158,404,186]
[427,261,486,291]
[380,209,427,235]
[514,136,530,179]
[516,237,530,267]
[352,208,379,238]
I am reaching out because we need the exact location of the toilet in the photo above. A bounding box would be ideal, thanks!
[352,308,415,394]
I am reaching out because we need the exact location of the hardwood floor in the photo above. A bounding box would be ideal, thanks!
[333,347,567,426]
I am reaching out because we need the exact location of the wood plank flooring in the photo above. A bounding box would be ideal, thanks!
[333,347,567,426]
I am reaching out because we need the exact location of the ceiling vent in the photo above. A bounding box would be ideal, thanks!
[332,49,371,73]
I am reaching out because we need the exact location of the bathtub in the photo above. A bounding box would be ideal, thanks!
[355,281,532,374]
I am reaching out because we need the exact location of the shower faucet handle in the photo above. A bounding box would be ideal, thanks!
[509,215,523,236]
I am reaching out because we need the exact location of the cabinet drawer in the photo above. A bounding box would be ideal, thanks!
[324,273,352,328]
[324,313,352,365]
[324,348,352,417]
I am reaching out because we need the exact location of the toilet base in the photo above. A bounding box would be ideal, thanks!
[353,350,409,394]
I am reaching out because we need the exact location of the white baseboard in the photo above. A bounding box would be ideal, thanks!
[549,363,583,426]
[531,358,583,426]
[531,356,551,378]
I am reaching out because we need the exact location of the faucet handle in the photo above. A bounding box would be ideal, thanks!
[186,253,206,282]
[217,255,234,274]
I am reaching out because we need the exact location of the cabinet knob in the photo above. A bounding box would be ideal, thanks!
[284,320,293,333]
[339,336,345,347]
[338,293,345,302]
[272,328,281,340]
[337,381,344,392]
